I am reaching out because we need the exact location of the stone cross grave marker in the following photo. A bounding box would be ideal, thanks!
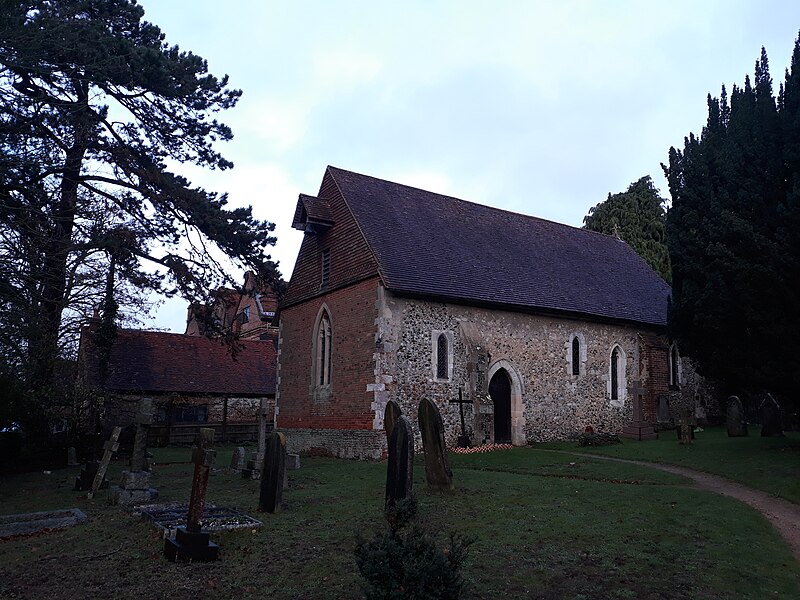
[620,381,657,441]
[130,398,153,472]
[109,399,158,505]
[259,431,288,513]
[383,399,402,441]
[726,395,748,437]
[164,428,219,562]
[87,426,121,499]
[418,398,454,491]
[242,398,270,479]
[385,415,414,508]
[448,387,472,448]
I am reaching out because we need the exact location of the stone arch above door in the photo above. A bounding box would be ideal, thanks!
[487,359,526,445]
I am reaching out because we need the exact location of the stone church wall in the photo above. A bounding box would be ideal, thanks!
[373,290,660,447]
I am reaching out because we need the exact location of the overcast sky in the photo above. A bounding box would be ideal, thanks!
[136,0,800,331]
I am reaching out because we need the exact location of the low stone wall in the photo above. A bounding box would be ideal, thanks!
[282,428,386,460]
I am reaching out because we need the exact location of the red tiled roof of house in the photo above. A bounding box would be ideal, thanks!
[82,327,277,396]
[326,166,671,327]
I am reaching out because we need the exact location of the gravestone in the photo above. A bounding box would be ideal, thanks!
[417,398,454,491]
[67,447,78,467]
[87,426,121,499]
[285,453,301,470]
[258,431,287,513]
[760,393,784,437]
[620,381,658,440]
[726,395,748,437]
[109,399,158,505]
[383,399,402,441]
[230,446,246,471]
[656,394,671,424]
[241,398,269,479]
[385,415,414,508]
[164,428,219,562]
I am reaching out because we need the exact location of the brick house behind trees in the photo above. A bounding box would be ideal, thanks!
[277,167,689,459]
[79,273,279,445]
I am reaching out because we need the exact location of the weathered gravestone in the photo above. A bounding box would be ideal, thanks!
[87,426,121,499]
[760,393,784,437]
[109,399,158,505]
[383,399,402,441]
[726,395,748,437]
[164,428,219,562]
[230,446,247,471]
[385,415,414,508]
[259,431,287,513]
[241,398,270,479]
[418,398,454,491]
[67,447,78,467]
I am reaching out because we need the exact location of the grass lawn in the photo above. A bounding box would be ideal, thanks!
[537,425,800,504]
[0,444,797,599]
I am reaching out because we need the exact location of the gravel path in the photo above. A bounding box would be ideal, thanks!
[547,450,800,563]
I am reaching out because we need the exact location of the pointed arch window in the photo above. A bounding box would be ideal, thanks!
[669,343,680,389]
[431,330,453,381]
[571,337,580,376]
[608,344,627,407]
[437,333,448,379]
[315,310,332,387]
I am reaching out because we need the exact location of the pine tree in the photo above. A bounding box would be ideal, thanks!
[0,1,280,419]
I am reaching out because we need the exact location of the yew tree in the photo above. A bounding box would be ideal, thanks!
[664,41,800,402]
[0,1,279,408]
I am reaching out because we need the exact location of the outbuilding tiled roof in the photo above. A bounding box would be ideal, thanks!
[327,166,671,327]
[81,327,277,396]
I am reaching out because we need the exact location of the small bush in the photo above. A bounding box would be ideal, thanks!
[354,497,474,600]
[578,431,622,447]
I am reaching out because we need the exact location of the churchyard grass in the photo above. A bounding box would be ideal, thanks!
[538,425,800,504]
[0,445,798,599]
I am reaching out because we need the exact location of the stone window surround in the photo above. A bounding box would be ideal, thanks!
[312,303,333,400]
[607,344,627,407]
[566,331,587,377]
[430,329,454,382]
[486,358,526,445]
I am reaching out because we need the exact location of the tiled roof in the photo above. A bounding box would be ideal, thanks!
[82,327,277,396]
[327,166,670,327]
[292,194,334,230]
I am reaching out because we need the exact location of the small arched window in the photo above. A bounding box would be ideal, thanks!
[571,337,580,376]
[611,346,620,401]
[669,343,680,389]
[436,333,448,379]
[315,311,332,386]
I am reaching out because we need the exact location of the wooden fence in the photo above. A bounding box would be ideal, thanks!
[148,421,273,446]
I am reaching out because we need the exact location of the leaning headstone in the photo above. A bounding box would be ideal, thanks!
[385,415,414,508]
[418,398,454,491]
[383,399,402,441]
[230,446,246,471]
[259,431,287,513]
[164,428,219,562]
[87,426,121,499]
[760,393,784,437]
[109,399,158,505]
[726,395,748,437]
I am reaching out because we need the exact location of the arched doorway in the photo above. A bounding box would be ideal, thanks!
[489,369,512,443]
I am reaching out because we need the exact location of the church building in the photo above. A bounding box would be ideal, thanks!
[276,166,677,459]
